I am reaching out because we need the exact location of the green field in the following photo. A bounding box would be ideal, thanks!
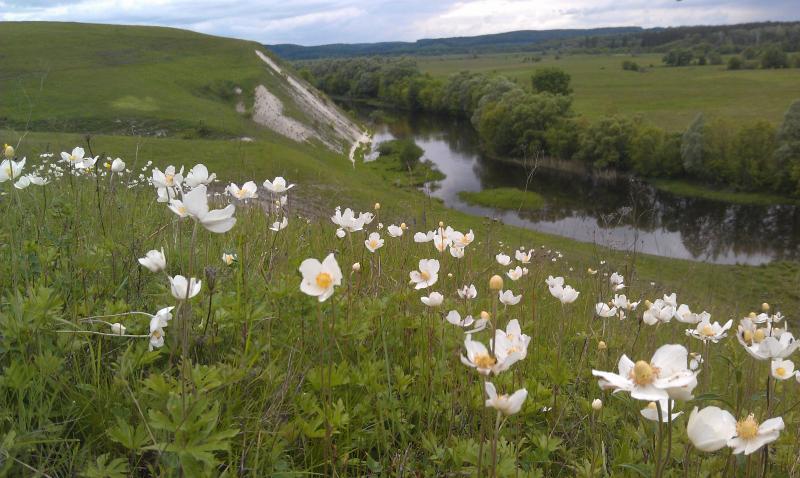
[459,187,545,211]
[417,53,800,130]
[2,23,800,475]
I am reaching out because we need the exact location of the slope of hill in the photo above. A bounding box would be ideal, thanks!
[267,27,642,59]
[0,21,363,153]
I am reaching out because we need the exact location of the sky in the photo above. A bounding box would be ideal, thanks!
[1,0,799,45]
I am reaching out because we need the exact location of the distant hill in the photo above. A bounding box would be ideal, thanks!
[267,21,800,60]
[0,22,362,152]
[267,27,643,60]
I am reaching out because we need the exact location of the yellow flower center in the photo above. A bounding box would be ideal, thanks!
[736,414,759,439]
[165,174,174,186]
[151,330,162,340]
[701,324,715,336]
[178,206,187,215]
[647,401,657,410]
[631,360,658,385]
[420,270,431,281]
[315,272,333,289]
[474,354,497,369]
[776,367,786,377]
[753,329,766,343]
[236,189,245,198]
[742,330,754,344]
[369,239,379,249]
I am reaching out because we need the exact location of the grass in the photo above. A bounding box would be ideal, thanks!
[0,22,313,139]
[651,179,800,206]
[459,187,545,211]
[1,150,799,475]
[417,53,800,130]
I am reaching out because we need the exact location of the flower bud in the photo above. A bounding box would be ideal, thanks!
[761,302,770,312]
[400,222,407,230]
[489,275,503,290]
[597,340,607,351]
[352,262,361,272]
[447,273,453,278]
[439,221,444,227]
[480,310,490,320]
[204,266,217,292]
[3,144,14,159]
[748,312,757,319]
[374,202,380,210]
[591,399,603,411]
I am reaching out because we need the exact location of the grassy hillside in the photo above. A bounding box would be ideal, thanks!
[0,22,316,139]
[417,53,800,130]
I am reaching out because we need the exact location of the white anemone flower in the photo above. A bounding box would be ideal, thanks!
[0,157,25,182]
[686,319,733,343]
[771,359,795,380]
[138,248,166,272]
[363,232,384,252]
[595,303,618,318]
[60,147,85,166]
[409,259,439,289]
[450,229,475,248]
[227,181,258,200]
[506,266,523,281]
[262,176,294,194]
[449,246,465,258]
[457,284,477,300]
[27,174,48,186]
[738,329,800,360]
[674,304,703,324]
[13,175,30,189]
[728,414,784,455]
[180,185,236,233]
[148,315,165,351]
[484,382,527,416]
[421,292,444,307]
[169,275,202,300]
[609,272,625,291]
[643,299,675,325]
[184,164,216,188]
[387,225,403,237]
[640,399,683,422]
[110,158,126,173]
[335,228,346,239]
[110,323,126,335]
[515,249,533,263]
[495,253,511,266]
[612,294,639,311]
[460,335,522,375]
[413,231,435,243]
[446,310,475,327]
[299,253,342,302]
[331,207,364,233]
[498,289,522,306]
[495,319,530,360]
[557,285,579,304]
[591,344,698,401]
[270,216,288,231]
[357,211,374,225]
[687,406,737,452]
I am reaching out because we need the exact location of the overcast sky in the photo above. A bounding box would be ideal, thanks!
[2,0,798,45]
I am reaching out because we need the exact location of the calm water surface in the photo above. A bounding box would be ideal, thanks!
[350,107,800,265]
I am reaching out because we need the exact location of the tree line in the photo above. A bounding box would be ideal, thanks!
[299,57,800,196]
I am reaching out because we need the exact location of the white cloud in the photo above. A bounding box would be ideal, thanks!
[0,0,797,44]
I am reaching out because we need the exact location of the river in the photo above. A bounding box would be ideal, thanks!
[346,105,800,265]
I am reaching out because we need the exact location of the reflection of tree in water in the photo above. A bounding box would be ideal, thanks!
[349,102,800,263]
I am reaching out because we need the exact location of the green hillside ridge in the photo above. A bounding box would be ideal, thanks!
[0,21,360,149]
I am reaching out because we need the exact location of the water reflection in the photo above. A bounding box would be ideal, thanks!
[354,107,800,265]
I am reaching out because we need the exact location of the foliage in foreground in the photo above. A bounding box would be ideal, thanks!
[0,146,799,477]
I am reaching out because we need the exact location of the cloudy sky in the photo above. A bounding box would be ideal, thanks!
[1,0,798,45]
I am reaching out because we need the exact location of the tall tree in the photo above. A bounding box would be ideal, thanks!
[681,113,706,175]
[530,68,572,96]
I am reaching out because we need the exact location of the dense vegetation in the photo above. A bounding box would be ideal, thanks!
[301,57,800,196]
[269,21,800,60]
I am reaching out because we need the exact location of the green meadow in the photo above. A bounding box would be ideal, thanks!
[417,53,800,130]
